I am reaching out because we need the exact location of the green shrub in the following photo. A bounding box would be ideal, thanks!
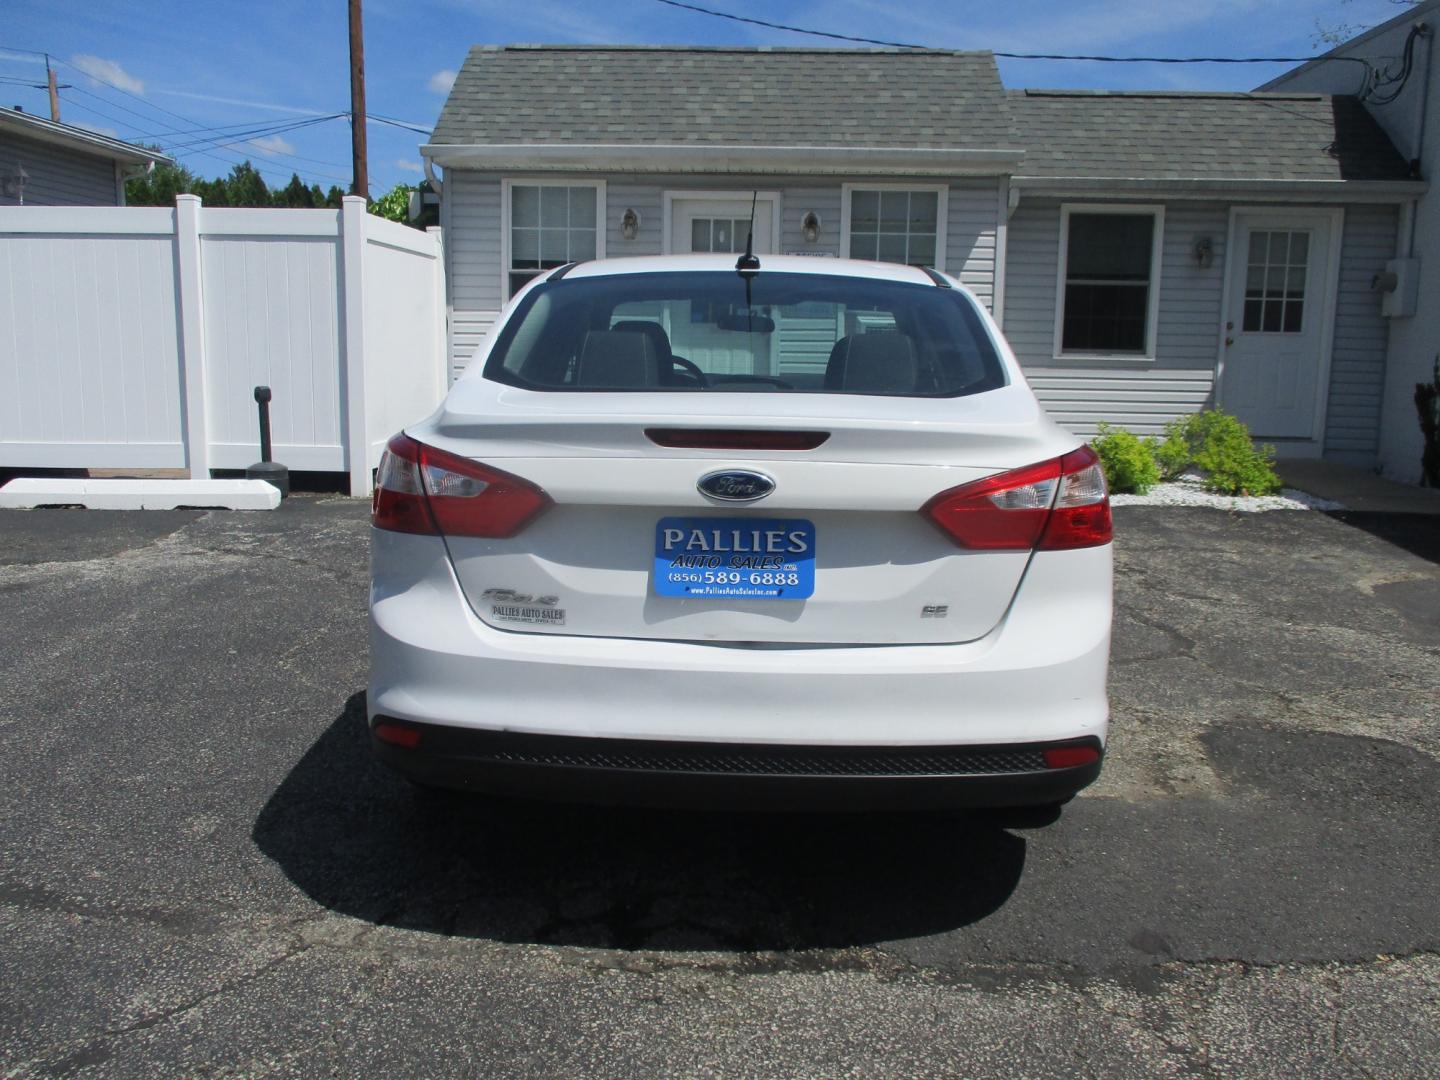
[1092,423,1161,494]
[1154,419,1193,481]
[1157,411,1282,496]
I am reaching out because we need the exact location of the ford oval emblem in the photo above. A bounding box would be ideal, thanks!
[698,470,775,502]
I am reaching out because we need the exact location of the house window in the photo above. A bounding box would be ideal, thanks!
[845,187,945,267]
[1243,230,1308,333]
[507,183,600,297]
[1057,206,1163,356]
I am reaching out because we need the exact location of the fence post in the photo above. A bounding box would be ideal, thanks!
[340,196,370,497]
[174,194,210,479]
[427,225,447,390]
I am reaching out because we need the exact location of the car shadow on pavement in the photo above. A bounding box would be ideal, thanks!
[253,693,1033,951]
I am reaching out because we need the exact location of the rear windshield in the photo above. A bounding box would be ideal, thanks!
[482,271,1007,397]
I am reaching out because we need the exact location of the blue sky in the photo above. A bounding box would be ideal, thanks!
[0,0,1413,196]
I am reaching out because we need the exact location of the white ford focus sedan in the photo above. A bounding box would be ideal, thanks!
[368,254,1112,810]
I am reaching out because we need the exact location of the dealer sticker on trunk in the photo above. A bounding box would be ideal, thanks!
[653,517,816,600]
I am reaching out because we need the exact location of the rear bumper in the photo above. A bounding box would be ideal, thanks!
[368,530,1112,748]
[371,721,1104,811]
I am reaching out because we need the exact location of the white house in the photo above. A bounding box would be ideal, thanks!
[1260,0,1437,483]
[0,106,171,206]
[422,45,1425,467]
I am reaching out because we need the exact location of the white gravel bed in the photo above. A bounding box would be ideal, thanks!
[1109,474,1344,512]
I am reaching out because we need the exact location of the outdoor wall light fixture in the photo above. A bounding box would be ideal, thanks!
[801,211,822,243]
[1192,236,1214,269]
[620,208,640,240]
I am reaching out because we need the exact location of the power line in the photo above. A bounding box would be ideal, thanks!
[56,81,354,183]
[4,42,420,191]
[40,51,355,180]
[365,112,433,134]
[651,0,1374,68]
[58,91,355,188]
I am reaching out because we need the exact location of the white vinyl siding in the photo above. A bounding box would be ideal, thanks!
[445,172,1002,379]
[1324,203,1397,462]
[947,178,998,310]
[446,170,503,382]
[0,133,121,206]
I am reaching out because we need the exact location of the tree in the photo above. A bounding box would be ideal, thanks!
[122,151,201,206]
[124,156,349,210]
[224,162,270,208]
[368,182,414,223]
[1313,0,1418,47]
[274,174,316,209]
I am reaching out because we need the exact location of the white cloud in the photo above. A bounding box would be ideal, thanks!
[249,135,296,156]
[396,159,424,173]
[427,68,457,94]
[70,54,145,95]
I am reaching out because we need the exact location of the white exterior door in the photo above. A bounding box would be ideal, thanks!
[1221,210,1338,440]
[668,195,778,255]
[662,195,781,376]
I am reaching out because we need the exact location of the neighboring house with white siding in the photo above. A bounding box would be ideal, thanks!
[0,106,170,206]
[1260,0,1436,481]
[422,45,1424,467]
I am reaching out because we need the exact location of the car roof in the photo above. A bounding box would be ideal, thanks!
[561,254,942,286]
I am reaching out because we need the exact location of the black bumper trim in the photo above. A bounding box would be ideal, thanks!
[370,720,1104,811]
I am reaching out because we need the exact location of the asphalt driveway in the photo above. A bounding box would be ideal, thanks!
[1,499,1437,1077]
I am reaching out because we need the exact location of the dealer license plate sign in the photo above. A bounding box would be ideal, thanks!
[654,517,816,600]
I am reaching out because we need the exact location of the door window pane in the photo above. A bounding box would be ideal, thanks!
[1242,229,1307,334]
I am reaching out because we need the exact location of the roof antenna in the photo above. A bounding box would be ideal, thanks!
[735,190,761,277]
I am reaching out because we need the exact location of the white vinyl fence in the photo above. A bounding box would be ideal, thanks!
[0,195,445,495]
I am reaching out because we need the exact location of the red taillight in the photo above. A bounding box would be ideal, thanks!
[1043,744,1101,769]
[373,721,422,749]
[645,428,830,450]
[371,433,551,539]
[923,445,1111,551]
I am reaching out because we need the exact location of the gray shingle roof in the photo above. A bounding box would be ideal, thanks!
[428,46,1017,150]
[1009,90,1411,182]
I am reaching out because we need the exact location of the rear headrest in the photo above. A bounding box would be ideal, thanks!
[576,329,660,389]
[825,332,919,394]
[610,320,672,360]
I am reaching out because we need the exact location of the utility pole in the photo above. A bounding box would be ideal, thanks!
[46,56,60,122]
[348,0,368,200]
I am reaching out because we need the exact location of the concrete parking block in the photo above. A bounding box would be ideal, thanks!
[0,477,281,511]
